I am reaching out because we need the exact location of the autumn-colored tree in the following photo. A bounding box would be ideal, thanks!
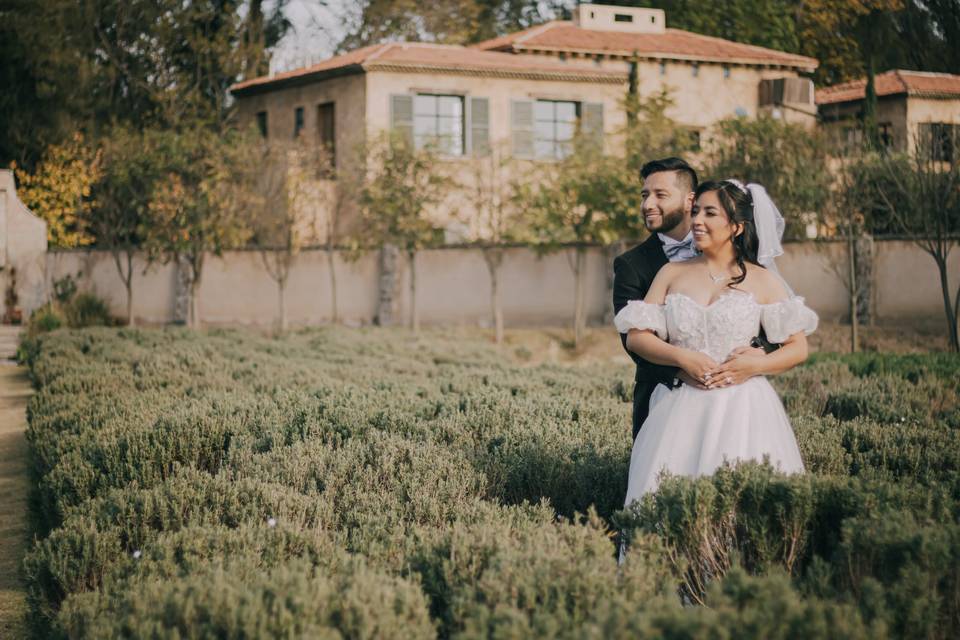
[141,128,253,329]
[12,133,101,248]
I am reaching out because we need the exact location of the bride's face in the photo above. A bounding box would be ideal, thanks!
[692,190,742,251]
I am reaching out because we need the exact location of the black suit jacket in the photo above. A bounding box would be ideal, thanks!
[613,235,678,440]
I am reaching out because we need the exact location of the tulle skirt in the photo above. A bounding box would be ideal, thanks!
[624,377,805,507]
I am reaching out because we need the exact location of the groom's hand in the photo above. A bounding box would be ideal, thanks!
[705,347,765,389]
[676,371,708,390]
[677,351,719,386]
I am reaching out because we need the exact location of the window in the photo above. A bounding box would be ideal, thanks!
[534,99,578,160]
[723,66,731,79]
[293,107,304,138]
[317,102,335,174]
[692,63,699,78]
[256,111,268,138]
[659,61,666,75]
[920,122,958,162]
[878,122,893,149]
[614,13,633,22]
[414,94,464,156]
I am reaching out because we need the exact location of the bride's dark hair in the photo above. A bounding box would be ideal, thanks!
[694,180,762,287]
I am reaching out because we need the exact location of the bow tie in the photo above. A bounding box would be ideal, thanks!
[661,235,698,261]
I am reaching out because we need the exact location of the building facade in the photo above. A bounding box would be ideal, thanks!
[230,4,818,242]
[817,69,960,159]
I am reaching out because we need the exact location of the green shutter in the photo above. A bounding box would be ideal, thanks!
[470,96,490,156]
[581,102,604,150]
[390,94,414,145]
[511,99,534,158]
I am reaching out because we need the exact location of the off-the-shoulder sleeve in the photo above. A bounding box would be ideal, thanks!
[614,300,667,339]
[760,296,818,343]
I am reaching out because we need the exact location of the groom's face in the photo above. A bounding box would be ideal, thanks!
[641,171,692,234]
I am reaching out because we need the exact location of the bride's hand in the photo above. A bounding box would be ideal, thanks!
[705,350,765,388]
[677,351,719,385]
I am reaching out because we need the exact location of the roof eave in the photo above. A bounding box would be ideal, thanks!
[509,44,817,72]
[363,61,628,83]
[230,63,366,97]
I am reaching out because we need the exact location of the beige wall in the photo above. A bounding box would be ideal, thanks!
[0,170,48,318]
[906,96,960,150]
[44,240,958,328]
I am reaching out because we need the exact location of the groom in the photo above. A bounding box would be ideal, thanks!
[613,158,773,441]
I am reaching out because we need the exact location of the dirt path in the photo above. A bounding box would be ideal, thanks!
[0,362,32,638]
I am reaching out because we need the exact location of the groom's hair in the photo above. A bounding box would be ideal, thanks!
[640,157,698,193]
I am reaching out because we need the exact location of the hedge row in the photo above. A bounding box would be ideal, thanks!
[21,327,960,638]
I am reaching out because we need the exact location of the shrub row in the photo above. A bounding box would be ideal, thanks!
[22,326,960,638]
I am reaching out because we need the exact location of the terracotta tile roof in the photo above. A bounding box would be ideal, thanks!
[816,70,960,104]
[472,21,818,70]
[231,42,627,94]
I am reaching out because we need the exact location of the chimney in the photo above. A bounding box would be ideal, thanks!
[573,4,666,34]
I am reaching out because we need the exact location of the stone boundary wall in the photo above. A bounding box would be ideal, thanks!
[44,240,959,328]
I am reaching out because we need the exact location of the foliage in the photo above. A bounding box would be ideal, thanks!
[11,133,101,248]
[140,127,255,328]
[20,327,960,638]
[705,116,832,240]
[337,0,555,50]
[0,0,291,170]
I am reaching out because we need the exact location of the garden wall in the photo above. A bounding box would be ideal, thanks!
[44,240,958,327]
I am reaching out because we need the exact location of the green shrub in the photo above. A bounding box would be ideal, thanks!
[21,328,960,638]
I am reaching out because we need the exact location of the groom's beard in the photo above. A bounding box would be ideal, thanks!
[644,206,685,234]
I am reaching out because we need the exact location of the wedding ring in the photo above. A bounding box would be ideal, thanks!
[704,372,712,379]
[725,376,733,384]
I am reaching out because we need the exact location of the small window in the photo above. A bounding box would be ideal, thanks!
[659,61,666,75]
[650,15,656,24]
[317,102,336,174]
[256,111,268,138]
[878,122,893,149]
[723,66,731,79]
[293,107,304,138]
[614,13,633,22]
[692,64,699,78]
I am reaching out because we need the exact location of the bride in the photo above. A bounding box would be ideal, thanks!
[614,179,818,506]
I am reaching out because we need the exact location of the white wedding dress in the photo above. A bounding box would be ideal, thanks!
[615,289,818,507]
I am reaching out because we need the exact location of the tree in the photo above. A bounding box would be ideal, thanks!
[0,0,291,168]
[705,116,832,240]
[88,127,163,326]
[358,131,449,332]
[12,133,101,248]
[519,137,641,348]
[337,0,557,50]
[463,140,530,344]
[872,137,960,351]
[141,128,253,329]
[248,139,337,334]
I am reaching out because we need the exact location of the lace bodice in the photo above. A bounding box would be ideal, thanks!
[614,290,818,363]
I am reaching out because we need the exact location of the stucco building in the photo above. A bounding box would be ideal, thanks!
[230,4,818,241]
[817,70,960,158]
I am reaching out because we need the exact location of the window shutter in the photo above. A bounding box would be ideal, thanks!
[581,102,604,150]
[390,94,414,145]
[470,97,490,156]
[511,99,534,158]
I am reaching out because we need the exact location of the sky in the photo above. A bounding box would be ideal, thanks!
[271,0,349,74]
